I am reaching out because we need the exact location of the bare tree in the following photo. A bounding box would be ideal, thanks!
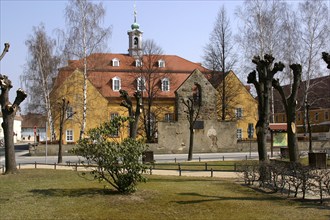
[134,39,170,143]
[119,90,142,139]
[236,0,287,122]
[247,54,284,161]
[203,5,236,121]
[55,98,75,164]
[21,24,60,141]
[298,0,329,134]
[60,0,112,140]
[272,64,302,162]
[182,96,201,161]
[0,43,28,174]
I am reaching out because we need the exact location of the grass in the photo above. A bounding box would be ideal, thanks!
[0,169,329,220]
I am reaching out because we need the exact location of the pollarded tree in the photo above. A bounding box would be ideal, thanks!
[322,52,330,69]
[272,64,302,162]
[236,0,288,123]
[0,43,28,174]
[60,0,112,140]
[247,54,284,161]
[22,24,60,141]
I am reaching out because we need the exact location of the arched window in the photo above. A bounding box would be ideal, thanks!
[137,77,146,91]
[112,76,121,91]
[134,37,139,46]
[192,83,202,106]
[161,78,170,91]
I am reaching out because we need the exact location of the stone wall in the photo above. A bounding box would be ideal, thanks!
[146,69,238,154]
[148,120,237,153]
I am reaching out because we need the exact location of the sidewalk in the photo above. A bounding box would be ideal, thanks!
[4,163,239,179]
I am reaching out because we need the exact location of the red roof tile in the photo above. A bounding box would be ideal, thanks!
[54,53,213,99]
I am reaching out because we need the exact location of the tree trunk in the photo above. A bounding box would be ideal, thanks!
[188,127,194,161]
[58,132,63,164]
[287,108,299,162]
[256,120,268,161]
[3,113,17,174]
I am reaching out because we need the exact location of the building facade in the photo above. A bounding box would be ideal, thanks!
[274,75,330,140]
[50,16,258,150]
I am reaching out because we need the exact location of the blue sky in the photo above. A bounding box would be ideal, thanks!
[0,0,245,100]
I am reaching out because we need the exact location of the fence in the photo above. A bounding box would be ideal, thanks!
[1,161,242,178]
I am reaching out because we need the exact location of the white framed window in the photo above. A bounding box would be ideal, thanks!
[158,59,165,68]
[112,76,121,91]
[237,128,243,140]
[66,106,73,119]
[135,59,142,67]
[161,78,170,91]
[315,112,319,121]
[235,108,243,119]
[137,77,146,91]
[112,58,120,67]
[66,130,74,142]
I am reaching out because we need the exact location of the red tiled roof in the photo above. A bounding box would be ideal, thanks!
[53,53,213,99]
[269,123,287,131]
[21,113,47,128]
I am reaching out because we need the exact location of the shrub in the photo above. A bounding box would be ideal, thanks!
[71,119,147,194]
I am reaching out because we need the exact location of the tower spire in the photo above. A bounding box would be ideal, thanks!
[128,3,143,57]
[134,3,137,23]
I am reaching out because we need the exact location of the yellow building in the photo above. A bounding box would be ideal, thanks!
[211,71,258,140]
[50,19,258,145]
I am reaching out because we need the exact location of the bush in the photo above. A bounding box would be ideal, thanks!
[70,119,147,194]
[238,159,330,203]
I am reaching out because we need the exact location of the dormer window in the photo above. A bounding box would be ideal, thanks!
[112,58,120,67]
[161,78,170,92]
[112,76,121,91]
[137,77,146,91]
[135,59,142,67]
[158,59,165,68]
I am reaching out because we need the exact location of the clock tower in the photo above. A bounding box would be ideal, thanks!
[128,6,143,57]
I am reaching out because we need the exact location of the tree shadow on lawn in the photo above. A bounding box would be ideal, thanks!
[174,192,284,204]
[30,188,120,197]
[240,184,330,210]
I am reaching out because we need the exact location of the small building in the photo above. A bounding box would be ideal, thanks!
[21,113,47,142]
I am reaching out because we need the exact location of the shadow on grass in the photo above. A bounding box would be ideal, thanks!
[240,184,330,210]
[30,188,120,197]
[147,176,218,183]
[174,192,284,204]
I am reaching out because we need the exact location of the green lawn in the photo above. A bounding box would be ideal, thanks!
[0,169,329,220]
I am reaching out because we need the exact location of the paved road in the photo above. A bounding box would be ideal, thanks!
[0,150,267,165]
